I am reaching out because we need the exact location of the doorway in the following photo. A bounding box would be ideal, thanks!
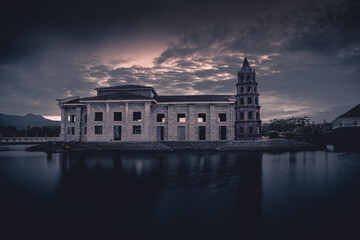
[113,125,121,141]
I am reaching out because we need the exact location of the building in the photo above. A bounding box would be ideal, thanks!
[331,104,360,150]
[332,104,360,130]
[235,58,261,139]
[57,58,261,142]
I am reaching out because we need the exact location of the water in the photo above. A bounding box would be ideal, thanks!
[1,145,360,240]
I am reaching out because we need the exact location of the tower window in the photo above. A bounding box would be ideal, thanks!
[240,127,244,134]
[241,76,244,81]
[249,126,254,134]
[240,112,244,120]
[256,112,259,120]
[198,113,206,122]
[247,86,251,92]
[248,97,252,104]
[240,98,244,104]
[95,112,103,121]
[254,87,257,93]
[247,75,250,81]
[240,87,244,92]
[255,98,258,105]
[248,112,253,120]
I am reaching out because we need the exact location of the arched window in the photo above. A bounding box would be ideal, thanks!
[248,112,253,120]
[249,126,254,134]
[241,76,244,81]
[240,127,244,134]
[240,98,244,104]
[256,112,259,120]
[240,112,244,120]
[254,87,257,93]
[255,98,258,105]
[247,86,251,92]
[240,87,244,93]
[246,75,250,81]
[247,97,252,104]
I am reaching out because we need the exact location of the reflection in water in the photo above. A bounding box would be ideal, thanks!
[1,147,360,240]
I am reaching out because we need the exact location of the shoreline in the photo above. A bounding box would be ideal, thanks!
[26,139,324,153]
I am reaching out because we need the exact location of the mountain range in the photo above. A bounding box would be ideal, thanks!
[0,113,60,129]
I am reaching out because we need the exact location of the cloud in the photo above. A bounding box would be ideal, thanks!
[0,0,359,123]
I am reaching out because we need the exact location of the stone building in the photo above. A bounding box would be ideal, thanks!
[235,58,261,139]
[57,58,261,142]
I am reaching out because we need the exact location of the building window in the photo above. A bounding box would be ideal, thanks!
[114,112,122,121]
[254,87,257,93]
[84,127,87,135]
[241,76,244,81]
[95,112,103,121]
[85,114,87,123]
[247,86,251,92]
[199,126,206,140]
[219,113,227,122]
[256,112,259,120]
[177,114,186,122]
[240,112,244,120]
[240,98,244,104]
[157,114,165,122]
[71,127,75,135]
[68,114,75,123]
[133,112,141,121]
[240,126,244,134]
[247,75,250,81]
[95,126,103,134]
[248,112,253,120]
[240,87,244,92]
[198,113,206,122]
[133,125,141,134]
[249,126,254,134]
[248,97,252,104]
[67,127,70,134]
[255,98,258,105]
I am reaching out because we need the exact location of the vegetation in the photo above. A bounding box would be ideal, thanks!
[0,125,60,137]
[262,116,332,138]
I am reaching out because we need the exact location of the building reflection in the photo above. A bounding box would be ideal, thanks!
[55,151,263,239]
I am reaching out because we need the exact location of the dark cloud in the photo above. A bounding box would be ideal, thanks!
[0,0,359,122]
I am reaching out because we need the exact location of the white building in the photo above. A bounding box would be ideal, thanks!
[57,85,236,142]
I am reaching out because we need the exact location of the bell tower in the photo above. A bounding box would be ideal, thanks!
[235,58,261,140]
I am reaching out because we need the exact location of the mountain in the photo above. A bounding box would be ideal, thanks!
[0,113,60,129]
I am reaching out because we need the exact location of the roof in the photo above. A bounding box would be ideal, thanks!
[240,58,252,73]
[155,95,234,103]
[338,104,360,118]
[95,84,153,90]
[80,92,154,101]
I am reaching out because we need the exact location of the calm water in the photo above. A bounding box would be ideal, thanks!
[1,145,360,240]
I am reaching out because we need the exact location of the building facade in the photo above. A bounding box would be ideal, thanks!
[57,58,261,142]
[235,58,261,139]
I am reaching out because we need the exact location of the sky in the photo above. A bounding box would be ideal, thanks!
[0,0,359,122]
